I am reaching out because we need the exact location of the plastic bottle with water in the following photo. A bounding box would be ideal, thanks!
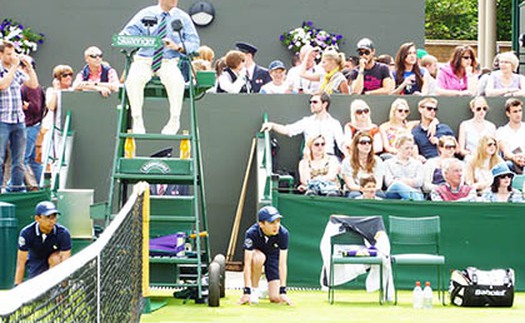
[423,281,433,309]
[412,281,423,309]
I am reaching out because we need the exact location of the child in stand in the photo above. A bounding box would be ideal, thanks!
[355,174,382,200]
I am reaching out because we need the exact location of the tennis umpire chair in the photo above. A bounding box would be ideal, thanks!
[329,229,384,305]
[388,215,445,305]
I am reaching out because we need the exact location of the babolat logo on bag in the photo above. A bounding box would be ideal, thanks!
[450,267,514,307]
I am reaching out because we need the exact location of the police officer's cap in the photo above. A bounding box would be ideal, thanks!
[235,42,258,55]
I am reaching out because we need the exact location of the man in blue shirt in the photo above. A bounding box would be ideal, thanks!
[412,97,455,161]
[120,0,200,135]
[14,201,71,286]
[239,206,293,305]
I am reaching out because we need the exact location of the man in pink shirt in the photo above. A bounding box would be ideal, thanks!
[73,46,120,97]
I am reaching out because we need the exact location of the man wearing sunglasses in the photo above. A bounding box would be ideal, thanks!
[348,38,394,95]
[496,98,525,174]
[72,46,120,97]
[260,91,344,156]
[412,97,454,161]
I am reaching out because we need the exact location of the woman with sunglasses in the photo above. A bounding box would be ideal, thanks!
[436,45,478,96]
[457,97,496,157]
[45,64,75,131]
[343,99,383,154]
[341,131,384,198]
[379,98,422,157]
[480,162,523,202]
[299,47,349,94]
[423,136,460,194]
[464,135,503,194]
[297,134,341,196]
[485,52,525,97]
[390,42,430,96]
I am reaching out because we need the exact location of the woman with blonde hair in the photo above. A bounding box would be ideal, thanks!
[343,99,383,154]
[299,47,349,94]
[485,51,525,97]
[457,96,496,157]
[464,135,503,193]
[341,131,384,198]
[379,98,421,156]
[297,134,341,196]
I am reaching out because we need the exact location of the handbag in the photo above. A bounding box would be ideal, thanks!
[449,267,514,307]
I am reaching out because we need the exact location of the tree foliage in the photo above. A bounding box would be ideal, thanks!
[426,0,512,41]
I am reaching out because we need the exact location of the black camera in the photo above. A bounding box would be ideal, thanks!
[141,16,158,27]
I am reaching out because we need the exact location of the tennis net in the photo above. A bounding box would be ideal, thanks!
[0,183,149,323]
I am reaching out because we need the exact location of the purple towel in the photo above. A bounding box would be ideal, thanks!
[150,232,186,256]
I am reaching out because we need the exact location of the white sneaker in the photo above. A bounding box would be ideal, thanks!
[161,119,180,135]
[132,118,145,134]
[250,288,261,304]
[258,281,268,299]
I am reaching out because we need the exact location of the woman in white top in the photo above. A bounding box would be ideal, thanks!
[216,50,249,93]
[457,96,496,158]
[464,135,503,193]
[485,52,525,97]
[300,47,349,94]
[343,99,383,154]
[341,131,384,198]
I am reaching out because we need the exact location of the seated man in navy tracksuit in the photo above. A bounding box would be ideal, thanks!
[14,201,71,286]
[238,206,293,305]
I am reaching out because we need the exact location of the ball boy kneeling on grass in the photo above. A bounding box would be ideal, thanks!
[238,206,293,305]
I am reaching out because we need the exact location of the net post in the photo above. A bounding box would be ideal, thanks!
[139,182,151,312]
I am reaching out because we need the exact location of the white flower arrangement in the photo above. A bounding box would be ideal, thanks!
[0,18,45,54]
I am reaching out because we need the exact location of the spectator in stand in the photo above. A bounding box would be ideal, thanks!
[430,158,477,202]
[436,45,478,96]
[0,40,39,192]
[342,55,360,80]
[419,54,439,95]
[355,174,382,200]
[391,42,430,96]
[260,60,290,94]
[383,134,425,200]
[423,136,459,194]
[477,54,499,96]
[343,99,383,154]
[412,97,454,161]
[299,47,349,94]
[192,45,215,72]
[457,96,496,158]
[496,98,525,174]
[260,91,344,156]
[379,98,420,157]
[297,134,341,196]
[72,46,120,97]
[464,135,503,194]
[20,57,45,189]
[287,44,321,94]
[348,38,394,95]
[235,42,271,93]
[216,50,249,93]
[485,52,525,97]
[481,162,524,203]
[45,65,74,132]
[376,54,395,74]
[197,45,214,64]
[341,131,384,198]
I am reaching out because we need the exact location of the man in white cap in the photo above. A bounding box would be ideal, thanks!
[14,201,71,286]
[348,37,394,95]
[238,206,293,305]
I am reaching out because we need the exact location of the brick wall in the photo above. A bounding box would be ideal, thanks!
[424,39,512,64]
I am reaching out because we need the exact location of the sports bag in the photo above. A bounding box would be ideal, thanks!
[449,267,514,307]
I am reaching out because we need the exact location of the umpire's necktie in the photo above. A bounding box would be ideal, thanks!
[152,12,168,72]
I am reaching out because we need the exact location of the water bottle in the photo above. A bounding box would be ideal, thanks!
[124,130,136,158]
[423,281,433,309]
[179,130,191,159]
[412,281,423,309]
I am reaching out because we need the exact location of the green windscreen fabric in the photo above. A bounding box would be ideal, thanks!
[276,193,525,290]
[0,191,51,233]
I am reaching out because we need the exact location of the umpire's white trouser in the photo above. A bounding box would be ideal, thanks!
[125,56,184,124]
